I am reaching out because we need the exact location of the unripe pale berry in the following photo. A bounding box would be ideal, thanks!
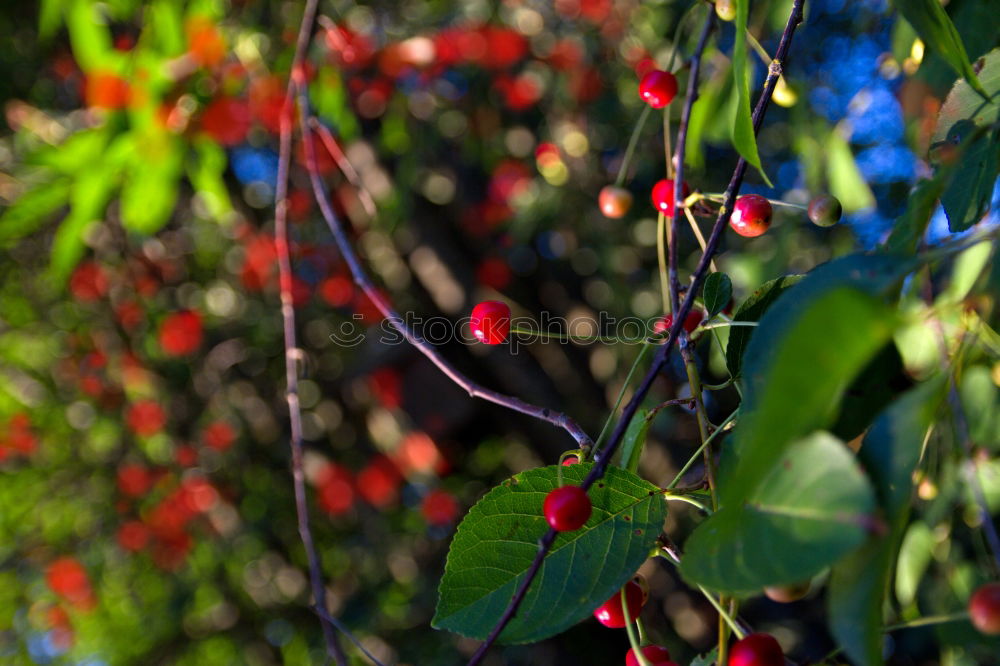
[626,645,673,666]
[639,70,678,109]
[763,581,810,603]
[715,0,737,22]
[969,582,1000,635]
[728,633,784,666]
[470,300,511,345]
[730,194,773,238]
[651,179,690,217]
[599,185,634,219]
[543,486,591,531]
[807,194,842,227]
[594,579,645,628]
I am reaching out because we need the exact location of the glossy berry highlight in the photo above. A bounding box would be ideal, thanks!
[969,582,1000,635]
[543,485,591,531]
[763,581,810,603]
[807,194,842,227]
[470,300,511,345]
[730,194,773,238]
[639,70,678,109]
[599,185,634,219]
[728,633,784,666]
[715,0,737,21]
[651,179,690,217]
[626,645,673,666]
[593,579,645,628]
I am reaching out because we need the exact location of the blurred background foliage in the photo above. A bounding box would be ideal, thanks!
[0,0,998,664]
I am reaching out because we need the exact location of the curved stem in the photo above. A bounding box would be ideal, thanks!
[275,1,347,663]
[624,592,654,666]
[615,106,652,186]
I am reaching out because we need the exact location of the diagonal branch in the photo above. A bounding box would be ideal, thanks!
[465,1,805,662]
[294,94,591,450]
[274,0,347,663]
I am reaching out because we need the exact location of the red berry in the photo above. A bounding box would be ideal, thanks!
[653,309,704,336]
[594,579,645,628]
[970,582,1000,635]
[562,455,580,466]
[202,421,236,452]
[117,521,150,552]
[599,185,634,219]
[730,194,773,238]
[639,70,678,109]
[470,300,511,345]
[68,261,109,302]
[543,485,591,531]
[85,72,130,110]
[200,96,251,146]
[46,557,95,609]
[626,645,673,666]
[651,179,691,217]
[126,400,166,437]
[159,310,203,356]
[728,633,784,666]
[421,489,460,526]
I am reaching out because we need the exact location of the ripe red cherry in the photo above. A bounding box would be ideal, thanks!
[639,70,678,109]
[969,582,1000,635]
[626,645,673,666]
[730,194,773,238]
[561,454,580,466]
[470,300,511,345]
[653,309,704,336]
[599,185,634,219]
[159,310,203,356]
[594,579,645,628]
[728,633,784,666]
[543,485,591,531]
[651,179,691,217]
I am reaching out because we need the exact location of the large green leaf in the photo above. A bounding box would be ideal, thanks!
[47,167,120,284]
[894,0,989,100]
[680,432,877,594]
[828,379,945,666]
[731,1,770,185]
[721,253,911,506]
[932,48,1000,232]
[725,274,803,379]
[433,464,664,643]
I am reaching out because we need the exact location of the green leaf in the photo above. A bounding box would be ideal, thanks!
[830,343,913,442]
[826,128,876,213]
[680,432,877,594]
[147,0,185,56]
[689,647,718,666]
[47,167,119,285]
[721,253,911,506]
[725,275,803,379]
[29,128,111,175]
[894,0,989,100]
[188,138,234,221]
[960,365,1000,451]
[0,179,72,245]
[619,410,651,474]
[937,239,994,306]
[433,464,665,643]
[884,175,948,254]
[731,3,771,185]
[931,48,1000,232]
[702,272,733,318]
[39,0,65,39]
[895,521,935,607]
[827,379,944,666]
[67,0,118,72]
[120,134,183,234]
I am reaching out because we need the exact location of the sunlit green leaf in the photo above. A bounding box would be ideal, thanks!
[433,464,664,643]
[826,128,875,213]
[702,272,733,318]
[731,1,770,185]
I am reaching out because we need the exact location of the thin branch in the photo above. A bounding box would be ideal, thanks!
[275,0,347,663]
[309,117,377,217]
[312,606,390,666]
[670,12,716,317]
[464,2,805,661]
[294,82,591,450]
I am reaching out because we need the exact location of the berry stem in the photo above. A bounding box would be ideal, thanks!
[681,205,718,273]
[660,491,712,513]
[745,29,772,67]
[615,105,652,187]
[657,212,672,313]
[591,343,655,459]
[667,410,739,490]
[275,1,348,663]
[657,544,747,639]
[702,192,808,211]
[623,603,655,666]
